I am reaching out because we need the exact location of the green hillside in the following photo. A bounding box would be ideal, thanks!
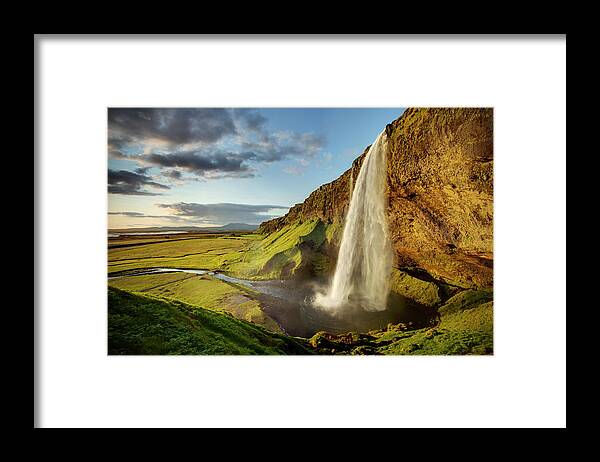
[108,287,312,355]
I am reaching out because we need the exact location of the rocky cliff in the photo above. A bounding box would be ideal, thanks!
[259,108,493,289]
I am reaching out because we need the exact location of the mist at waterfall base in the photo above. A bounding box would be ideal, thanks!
[308,130,399,328]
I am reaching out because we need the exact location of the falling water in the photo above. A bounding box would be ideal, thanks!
[314,130,393,313]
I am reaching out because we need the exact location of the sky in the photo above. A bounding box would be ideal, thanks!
[108,107,405,229]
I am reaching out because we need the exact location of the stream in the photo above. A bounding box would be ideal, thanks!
[109,268,423,337]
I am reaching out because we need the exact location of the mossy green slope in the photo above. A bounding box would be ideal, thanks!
[220,219,328,279]
[438,289,493,316]
[389,268,441,308]
[108,221,331,279]
[108,287,312,355]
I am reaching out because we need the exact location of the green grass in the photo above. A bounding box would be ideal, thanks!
[440,301,493,332]
[108,272,191,291]
[219,219,327,279]
[374,300,493,355]
[108,287,312,355]
[437,289,494,316]
[109,272,281,332]
[307,292,493,355]
[108,276,493,355]
[106,222,336,338]
[108,223,327,280]
[324,218,343,244]
[107,235,252,274]
[377,295,493,355]
[389,268,442,308]
[107,219,493,355]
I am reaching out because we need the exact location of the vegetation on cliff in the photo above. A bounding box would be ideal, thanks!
[220,219,329,279]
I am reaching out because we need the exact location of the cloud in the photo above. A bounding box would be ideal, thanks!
[108,169,170,196]
[239,131,326,162]
[108,211,191,223]
[107,108,327,180]
[108,108,237,148]
[157,202,289,225]
[140,130,326,178]
[145,150,255,178]
[108,211,146,217]
[164,169,183,180]
[234,108,267,132]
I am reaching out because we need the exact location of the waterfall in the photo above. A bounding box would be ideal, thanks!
[314,130,393,313]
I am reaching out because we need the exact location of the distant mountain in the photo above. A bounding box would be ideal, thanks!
[219,223,258,231]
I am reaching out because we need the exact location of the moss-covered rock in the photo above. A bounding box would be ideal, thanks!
[437,289,494,316]
[389,268,441,308]
[303,294,494,355]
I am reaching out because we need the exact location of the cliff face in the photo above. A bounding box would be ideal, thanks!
[259,108,493,289]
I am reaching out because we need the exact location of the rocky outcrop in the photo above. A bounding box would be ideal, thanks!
[259,108,493,289]
[385,108,493,288]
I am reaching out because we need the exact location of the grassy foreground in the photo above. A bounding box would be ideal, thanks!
[107,222,493,355]
[108,285,493,355]
[108,287,312,355]
[109,272,281,332]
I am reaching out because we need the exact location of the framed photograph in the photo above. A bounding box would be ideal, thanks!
[107,107,493,356]
[35,34,566,428]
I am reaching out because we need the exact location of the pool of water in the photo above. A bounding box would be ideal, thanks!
[110,268,427,337]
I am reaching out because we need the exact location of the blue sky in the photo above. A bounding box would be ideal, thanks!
[108,108,404,228]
